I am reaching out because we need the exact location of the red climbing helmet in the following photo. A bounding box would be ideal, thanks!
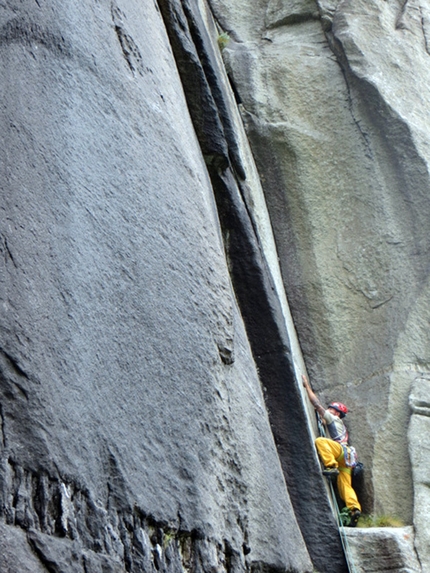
[328,402,348,418]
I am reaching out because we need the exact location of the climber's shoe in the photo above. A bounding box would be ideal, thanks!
[322,467,339,479]
[348,509,361,527]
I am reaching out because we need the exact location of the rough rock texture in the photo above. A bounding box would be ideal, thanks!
[409,377,430,569]
[156,1,346,571]
[0,1,314,572]
[2,0,429,571]
[209,0,430,536]
[0,521,47,573]
[344,526,421,573]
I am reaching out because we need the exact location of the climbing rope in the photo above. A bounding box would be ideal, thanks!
[316,413,360,573]
[327,478,360,573]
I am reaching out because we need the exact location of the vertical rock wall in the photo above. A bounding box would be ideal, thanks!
[156,1,347,571]
[409,378,430,569]
[3,0,427,570]
[0,1,315,572]
[209,0,430,557]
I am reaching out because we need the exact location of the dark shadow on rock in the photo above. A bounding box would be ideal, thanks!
[157,0,349,570]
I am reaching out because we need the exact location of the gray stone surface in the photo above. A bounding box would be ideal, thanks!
[0,0,312,572]
[2,0,429,571]
[0,521,47,573]
[409,377,430,569]
[344,526,421,573]
[157,1,346,571]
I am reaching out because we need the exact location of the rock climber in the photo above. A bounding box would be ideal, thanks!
[302,374,362,527]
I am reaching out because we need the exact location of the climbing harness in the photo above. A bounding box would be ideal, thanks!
[316,412,360,573]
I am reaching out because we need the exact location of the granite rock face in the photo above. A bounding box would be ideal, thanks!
[344,526,421,573]
[210,0,430,538]
[1,0,428,571]
[157,1,346,570]
[0,0,314,572]
[409,378,430,569]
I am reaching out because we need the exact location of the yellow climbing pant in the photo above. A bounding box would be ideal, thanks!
[315,437,361,511]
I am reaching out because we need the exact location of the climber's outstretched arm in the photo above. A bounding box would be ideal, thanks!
[302,374,326,417]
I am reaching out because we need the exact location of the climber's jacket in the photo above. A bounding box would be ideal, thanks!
[323,410,349,444]
[323,410,358,468]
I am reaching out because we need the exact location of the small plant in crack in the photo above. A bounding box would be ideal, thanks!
[357,514,405,528]
[217,32,230,51]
